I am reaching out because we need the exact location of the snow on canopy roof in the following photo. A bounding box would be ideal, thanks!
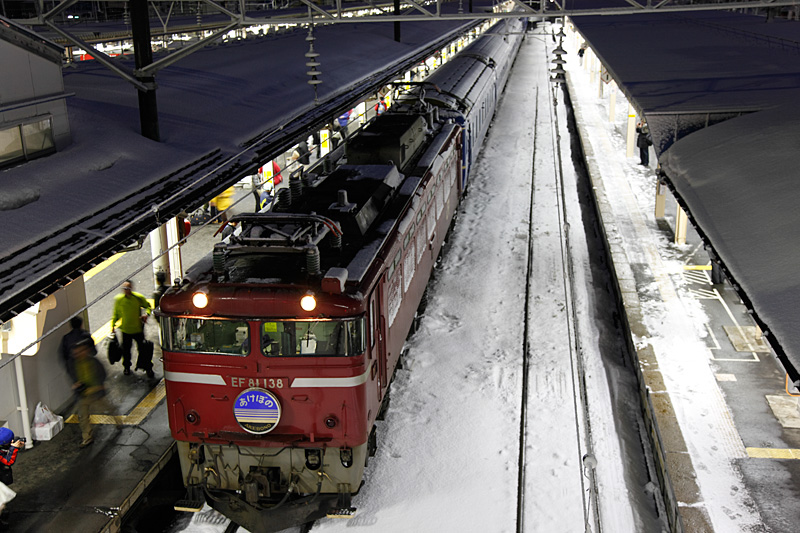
[572,11,800,121]
[0,5,490,323]
[573,9,800,375]
[661,106,800,378]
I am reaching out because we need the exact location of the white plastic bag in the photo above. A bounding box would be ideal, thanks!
[0,480,15,509]
[32,402,58,426]
[31,402,64,441]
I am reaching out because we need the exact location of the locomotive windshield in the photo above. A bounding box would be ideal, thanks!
[261,319,365,357]
[161,318,250,356]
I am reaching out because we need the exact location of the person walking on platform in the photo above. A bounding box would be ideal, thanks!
[67,339,119,447]
[375,96,387,116]
[636,121,652,167]
[58,315,94,368]
[337,109,353,139]
[212,187,235,224]
[291,140,311,175]
[111,280,153,377]
[312,130,321,158]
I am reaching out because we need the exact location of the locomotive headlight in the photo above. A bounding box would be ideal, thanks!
[300,292,317,311]
[192,290,209,309]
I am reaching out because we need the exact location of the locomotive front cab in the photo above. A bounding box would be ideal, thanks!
[159,287,374,530]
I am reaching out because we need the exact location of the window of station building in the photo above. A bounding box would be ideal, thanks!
[0,117,56,169]
[260,319,365,357]
[161,317,250,356]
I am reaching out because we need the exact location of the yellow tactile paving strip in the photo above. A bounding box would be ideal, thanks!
[746,447,800,459]
[82,253,125,281]
[683,264,712,271]
[66,379,166,426]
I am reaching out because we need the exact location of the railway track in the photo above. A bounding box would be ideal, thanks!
[132,27,664,533]
[515,38,600,533]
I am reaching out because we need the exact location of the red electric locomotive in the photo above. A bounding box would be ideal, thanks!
[158,110,463,531]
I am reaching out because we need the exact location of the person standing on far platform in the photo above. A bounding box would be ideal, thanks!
[111,280,153,377]
[636,121,652,167]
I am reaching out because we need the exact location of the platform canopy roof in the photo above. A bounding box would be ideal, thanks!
[0,5,488,326]
[572,10,800,380]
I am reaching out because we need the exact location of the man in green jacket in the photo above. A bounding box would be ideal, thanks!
[111,280,153,377]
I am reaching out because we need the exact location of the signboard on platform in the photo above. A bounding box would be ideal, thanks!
[600,66,612,84]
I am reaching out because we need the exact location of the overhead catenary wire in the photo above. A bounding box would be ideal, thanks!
[547,28,602,533]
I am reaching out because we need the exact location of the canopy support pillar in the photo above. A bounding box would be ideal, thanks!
[655,179,666,219]
[626,103,636,157]
[675,205,688,245]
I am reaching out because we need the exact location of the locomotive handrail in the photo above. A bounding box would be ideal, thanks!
[230,213,343,237]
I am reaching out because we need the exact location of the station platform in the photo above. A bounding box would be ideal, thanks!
[564,35,800,532]
[2,218,238,533]
[4,373,174,532]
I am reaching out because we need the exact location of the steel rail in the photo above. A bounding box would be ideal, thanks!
[515,83,537,533]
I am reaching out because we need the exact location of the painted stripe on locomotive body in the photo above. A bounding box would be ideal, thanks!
[164,369,371,388]
[164,371,227,385]
[291,369,370,388]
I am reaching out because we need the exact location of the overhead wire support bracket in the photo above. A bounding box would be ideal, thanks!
[298,0,336,20]
[44,21,149,91]
[137,21,240,77]
[198,0,241,20]
[622,0,646,9]
[364,0,393,16]
[510,0,540,14]
[40,0,79,20]
[405,0,435,17]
